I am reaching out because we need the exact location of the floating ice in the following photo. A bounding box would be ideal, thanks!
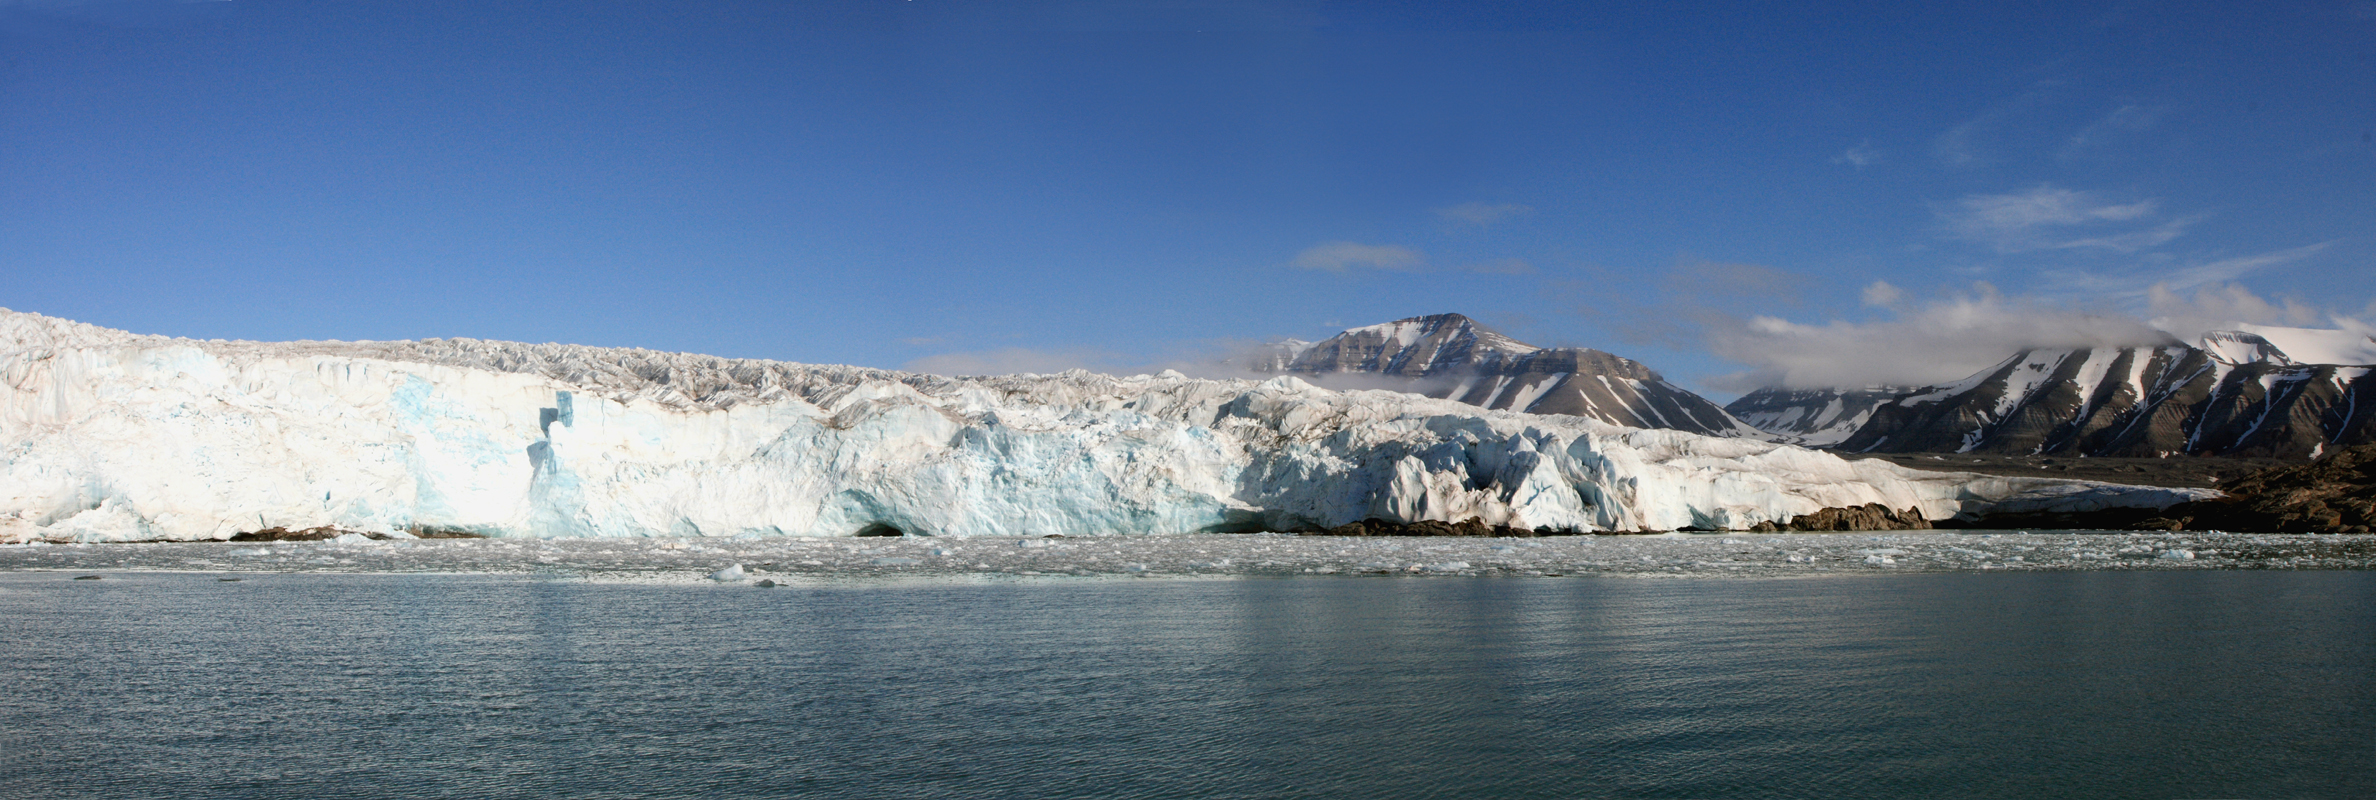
[707,564,745,582]
[2159,549,2195,560]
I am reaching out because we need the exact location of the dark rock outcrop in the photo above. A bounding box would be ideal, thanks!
[229,525,474,541]
[406,526,489,539]
[1304,517,1573,537]
[2134,443,2376,532]
[1749,503,1931,532]
[230,525,364,542]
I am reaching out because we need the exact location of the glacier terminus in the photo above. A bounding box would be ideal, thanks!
[0,310,2205,543]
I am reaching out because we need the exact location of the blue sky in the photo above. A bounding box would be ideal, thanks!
[3,0,2371,396]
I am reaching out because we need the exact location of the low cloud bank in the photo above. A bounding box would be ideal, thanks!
[1701,282,2373,392]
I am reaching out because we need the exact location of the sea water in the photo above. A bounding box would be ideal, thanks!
[3,571,2373,798]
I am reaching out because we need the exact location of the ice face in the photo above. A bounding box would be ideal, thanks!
[0,309,2212,542]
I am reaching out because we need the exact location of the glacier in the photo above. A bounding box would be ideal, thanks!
[0,309,2208,542]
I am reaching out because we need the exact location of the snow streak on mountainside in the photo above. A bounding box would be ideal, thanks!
[1834,336,2376,458]
[1723,387,1914,448]
[1277,313,1769,438]
[0,309,2202,542]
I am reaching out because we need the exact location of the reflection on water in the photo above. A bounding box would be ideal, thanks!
[3,573,2372,799]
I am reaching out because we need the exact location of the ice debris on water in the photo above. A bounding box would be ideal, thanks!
[0,530,2355,583]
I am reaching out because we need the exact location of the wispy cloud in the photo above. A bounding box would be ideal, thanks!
[2042,241,2336,298]
[1433,202,1532,227]
[1935,185,2191,253]
[1290,241,1425,273]
[1831,140,1879,168]
[2059,103,2163,160]
[1931,82,2059,167]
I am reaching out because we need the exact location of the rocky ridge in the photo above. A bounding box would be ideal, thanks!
[1724,386,1913,447]
[2140,443,2376,532]
[1730,328,2376,459]
[1276,313,1768,438]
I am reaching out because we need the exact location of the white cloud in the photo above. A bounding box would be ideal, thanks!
[1700,284,2172,391]
[1433,202,1533,226]
[1290,241,1425,273]
[1832,140,1879,168]
[2145,282,2329,343]
[1859,280,1902,308]
[1935,185,2189,253]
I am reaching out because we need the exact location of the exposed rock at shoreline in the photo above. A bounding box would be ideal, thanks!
[1750,503,1931,532]
[229,526,377,542]
[1306,517,1570,537]
[2134,444,2376,533]
[228,525,486,542]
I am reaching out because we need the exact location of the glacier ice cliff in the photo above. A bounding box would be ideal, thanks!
[0,309,2211,542]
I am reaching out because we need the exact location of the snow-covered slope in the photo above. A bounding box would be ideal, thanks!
[0,309,2205,542]
[1833,339,2376,458]
[1279,313,1770,438]
[1723,386,1914,447]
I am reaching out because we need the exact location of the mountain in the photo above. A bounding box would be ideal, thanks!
[1822,327,2376,458]
[1274,313,1769,438]
[1722,387,1914,447]
[0,308,2198,542]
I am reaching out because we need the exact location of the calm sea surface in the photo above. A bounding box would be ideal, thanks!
[3,572,2373,799]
